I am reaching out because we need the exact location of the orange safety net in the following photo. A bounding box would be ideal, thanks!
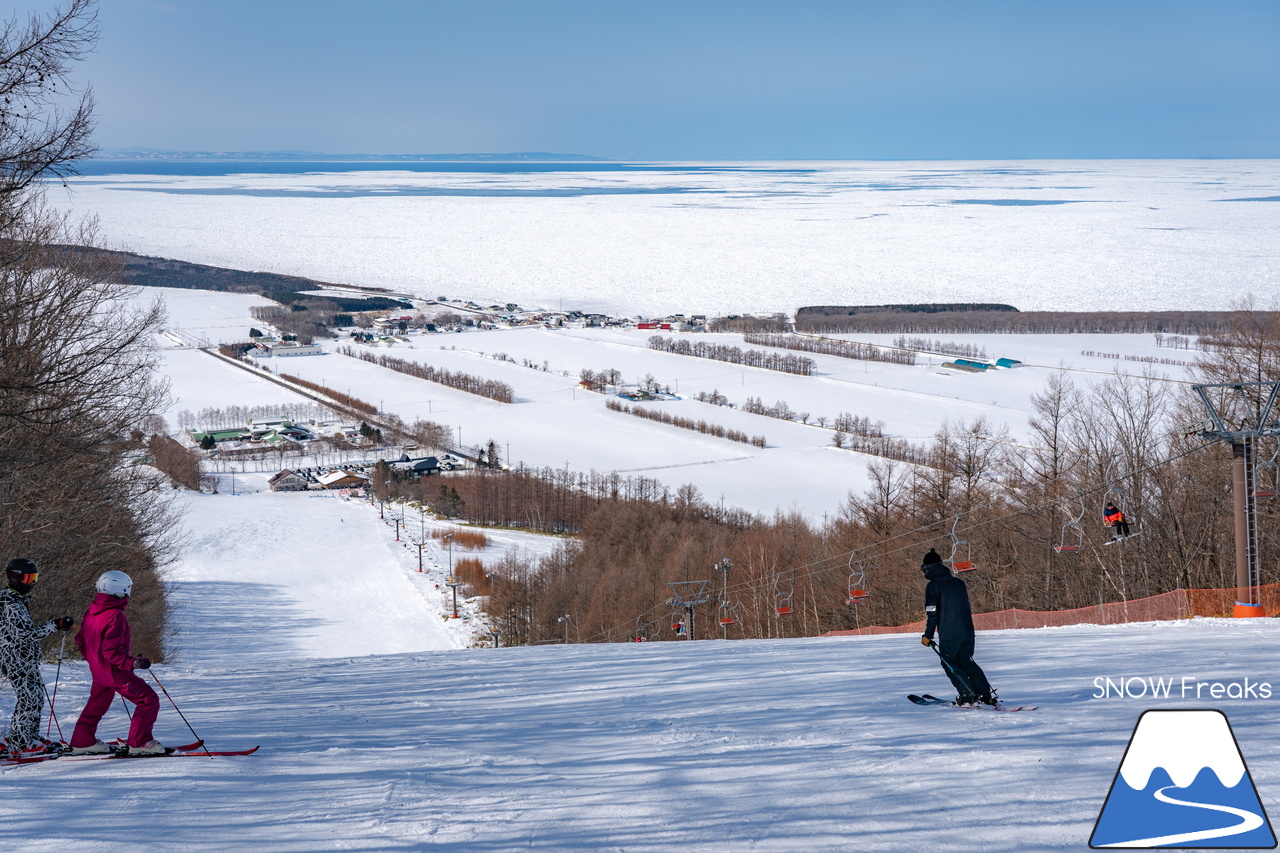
[824,582,1280,637]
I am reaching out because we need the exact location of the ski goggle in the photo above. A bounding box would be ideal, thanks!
[12,572,37,584]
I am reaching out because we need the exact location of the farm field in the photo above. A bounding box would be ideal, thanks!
[147,286,1193,520]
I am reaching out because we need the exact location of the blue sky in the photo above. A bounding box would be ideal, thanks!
[58,0,1280,159]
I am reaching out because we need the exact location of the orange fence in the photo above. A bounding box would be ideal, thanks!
[823,583,1280,637]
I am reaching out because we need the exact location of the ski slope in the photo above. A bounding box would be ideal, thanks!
[4,490,1279,850]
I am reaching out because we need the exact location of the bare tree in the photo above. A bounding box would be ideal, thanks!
[0,1,176,657]
[0,0,98,221]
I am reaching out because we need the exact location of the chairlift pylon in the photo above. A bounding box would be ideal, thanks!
[1054,495,1086,554]
[947,516,975,572]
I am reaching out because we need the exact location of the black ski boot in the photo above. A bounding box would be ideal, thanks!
[953,692,979,706]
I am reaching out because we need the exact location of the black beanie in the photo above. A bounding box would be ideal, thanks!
[922,549,942,565]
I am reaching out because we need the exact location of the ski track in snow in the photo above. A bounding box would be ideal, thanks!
[4,490,1279,851]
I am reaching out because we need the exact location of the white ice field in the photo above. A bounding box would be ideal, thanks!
[55,159,1280,316]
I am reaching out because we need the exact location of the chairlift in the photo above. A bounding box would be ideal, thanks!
[775,571,795,618]
[948,516,975,572]
[1103,455,1140,542]
[845,551,870,604]
[1255,447,1278,499]
[1054,496,1086,554]
[713,558,738,625]
[718,601,739,626]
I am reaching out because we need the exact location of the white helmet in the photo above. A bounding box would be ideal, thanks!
[96,571,133,598]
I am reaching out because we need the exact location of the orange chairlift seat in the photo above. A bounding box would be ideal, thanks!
[775,570,795,617]
[1255,448,1278,499]
[948,516,975,572]
[845,552,870,603]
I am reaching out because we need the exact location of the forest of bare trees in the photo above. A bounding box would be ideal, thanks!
[0,1,171,656]
[796,306,1250,335]
[455,306,1279,645]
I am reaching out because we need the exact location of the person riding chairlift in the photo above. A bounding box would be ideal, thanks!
[1103,502,1131,540]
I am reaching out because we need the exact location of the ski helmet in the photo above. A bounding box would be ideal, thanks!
[95,570,133,598]
[6,558,39,593]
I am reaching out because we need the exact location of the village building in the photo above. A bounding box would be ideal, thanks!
[250,341,324,357]
[389,455,440,478]
[268,470,310,492]
[315,470,369,490]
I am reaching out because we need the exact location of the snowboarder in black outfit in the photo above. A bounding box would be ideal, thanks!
[920,548,997,706]
[1,558,74,755]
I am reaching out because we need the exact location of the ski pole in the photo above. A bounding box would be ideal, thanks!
[40,680,65,743]
[119,694,133,721]
[147,669,210,756]
[45,633,66,741]
[926,639,977,697]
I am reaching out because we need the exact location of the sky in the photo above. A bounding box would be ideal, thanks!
[32,0,1280,159]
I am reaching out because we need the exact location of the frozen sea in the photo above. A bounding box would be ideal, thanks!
[54,159,1280,316]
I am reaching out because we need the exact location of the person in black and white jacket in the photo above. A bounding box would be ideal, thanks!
[1,558,74,756]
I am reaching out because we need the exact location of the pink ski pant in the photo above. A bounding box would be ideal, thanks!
[70,676,158,749]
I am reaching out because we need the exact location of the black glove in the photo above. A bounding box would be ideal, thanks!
[133,656,151,670]
[53,617,74,631]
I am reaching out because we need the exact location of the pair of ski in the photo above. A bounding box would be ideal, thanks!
[1,740,259,767]
[908,693,1036,712]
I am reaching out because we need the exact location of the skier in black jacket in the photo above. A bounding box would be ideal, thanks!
[920,548,997,706]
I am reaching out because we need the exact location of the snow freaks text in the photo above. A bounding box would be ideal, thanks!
[1092,677,1273,700]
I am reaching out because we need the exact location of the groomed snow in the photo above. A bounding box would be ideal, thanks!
[8,566,1280,851]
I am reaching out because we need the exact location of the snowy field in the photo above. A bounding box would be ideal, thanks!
[144,284,1193,520]
[6,478,1279,853]
[56,159,1280,316]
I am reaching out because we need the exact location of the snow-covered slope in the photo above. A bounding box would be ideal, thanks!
[3,489,1278,851]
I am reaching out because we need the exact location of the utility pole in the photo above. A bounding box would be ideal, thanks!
[1189,381,1280,617]
[557,614,572,644]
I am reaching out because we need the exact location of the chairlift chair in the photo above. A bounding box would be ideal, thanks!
[948,517,975,572]
[1054,496,1086,554]
[775,571,795,618]
[845,552,870,604]
[718,601,738,626]
[1102,455,1140,541]
[1255,448,1278,499]
[712,558,738,625]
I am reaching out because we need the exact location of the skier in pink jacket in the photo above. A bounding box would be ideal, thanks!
[67,571,165,755]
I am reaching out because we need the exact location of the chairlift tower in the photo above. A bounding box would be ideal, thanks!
[1189,381,1280,617]
[667,580,711,640]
